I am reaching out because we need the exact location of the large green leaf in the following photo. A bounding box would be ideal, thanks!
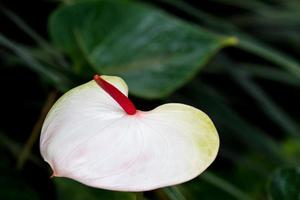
[49,0,236,98]
[54,178,135,200]
[268,167,300,200]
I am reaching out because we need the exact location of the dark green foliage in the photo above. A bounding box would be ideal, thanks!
[1,0,300,199]
[268,167,300,200]
[49,0,236,98]
[54,178,135,200]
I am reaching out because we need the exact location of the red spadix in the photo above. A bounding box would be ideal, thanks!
[94,75,136,115]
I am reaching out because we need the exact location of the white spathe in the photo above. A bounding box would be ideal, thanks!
[40,75,219,191]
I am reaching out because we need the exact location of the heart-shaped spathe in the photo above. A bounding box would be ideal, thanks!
[40,75,219,191]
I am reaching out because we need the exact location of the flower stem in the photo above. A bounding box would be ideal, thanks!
[17,90,58,169]
[201,172,252,200]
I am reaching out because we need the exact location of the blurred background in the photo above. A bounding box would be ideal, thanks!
[0,0,300,199]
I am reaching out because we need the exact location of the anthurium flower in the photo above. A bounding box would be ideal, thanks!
[40,75,219,191]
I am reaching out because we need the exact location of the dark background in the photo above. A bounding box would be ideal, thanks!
[1,0,299,199]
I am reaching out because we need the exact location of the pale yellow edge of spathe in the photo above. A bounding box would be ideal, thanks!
[144,103,220,190]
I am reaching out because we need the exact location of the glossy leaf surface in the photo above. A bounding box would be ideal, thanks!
[49,0,236,98]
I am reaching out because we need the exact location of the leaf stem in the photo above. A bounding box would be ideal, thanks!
[135,192,144,200]
[238,39,300,78]
[228,66,300,138]
[201,172,252,200]
[163,187,186,200]
[160,0,300,78]
[17,90,58,169]
[0,131,43,166]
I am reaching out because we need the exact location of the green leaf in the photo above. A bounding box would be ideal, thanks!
[268,167,300,200]
[54,177,135,200]
[281,138,300,163]
[49,0,236,98]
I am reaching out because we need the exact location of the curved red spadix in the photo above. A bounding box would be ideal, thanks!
[93,74,136,115]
